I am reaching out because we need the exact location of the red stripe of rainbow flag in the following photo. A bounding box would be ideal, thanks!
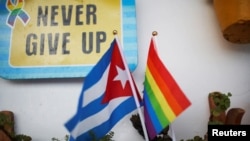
[143,37,191,139]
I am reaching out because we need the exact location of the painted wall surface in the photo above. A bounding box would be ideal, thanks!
[1,0,250,141]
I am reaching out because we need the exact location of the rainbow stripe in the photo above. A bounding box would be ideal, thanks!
[143,37,191,139]
[6,0,29,27]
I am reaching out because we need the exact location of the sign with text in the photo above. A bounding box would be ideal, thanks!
[0,0,138,79]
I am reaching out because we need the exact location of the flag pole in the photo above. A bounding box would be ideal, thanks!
[113,30,150,141]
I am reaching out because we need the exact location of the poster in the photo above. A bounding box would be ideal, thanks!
[0,0,138,79]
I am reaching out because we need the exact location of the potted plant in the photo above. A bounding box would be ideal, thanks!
[0,111,32,141]
[181,91,232,141]
[213,0,250,44]
[208,91,232,125]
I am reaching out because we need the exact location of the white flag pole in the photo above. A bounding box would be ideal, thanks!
[114,31,149,141]
[169,124,176,141]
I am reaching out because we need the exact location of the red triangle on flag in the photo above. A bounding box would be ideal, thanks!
[102,40,134,103]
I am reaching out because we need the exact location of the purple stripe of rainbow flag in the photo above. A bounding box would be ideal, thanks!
[143,37,191,139]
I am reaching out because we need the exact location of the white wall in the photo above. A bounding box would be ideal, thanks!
[1,0,250,140]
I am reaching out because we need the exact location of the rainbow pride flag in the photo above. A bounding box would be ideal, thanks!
[143,37,191,139]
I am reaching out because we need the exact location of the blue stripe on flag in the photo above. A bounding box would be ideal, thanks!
[76,42,114,111]
[65,94,107,131]
[72,96,136,140]
[81,45,113,90]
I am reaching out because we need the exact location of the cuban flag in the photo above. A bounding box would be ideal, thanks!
[65,37,140,141]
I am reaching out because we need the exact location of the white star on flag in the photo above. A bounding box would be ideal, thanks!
[114,65,128,89]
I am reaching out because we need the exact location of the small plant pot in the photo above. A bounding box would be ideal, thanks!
[208,92,226,124]
[213,0,250,44]
[225,108,245,125]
